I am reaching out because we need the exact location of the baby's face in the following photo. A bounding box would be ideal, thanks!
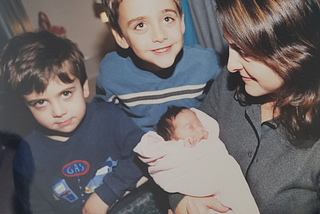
[173,109,208,147]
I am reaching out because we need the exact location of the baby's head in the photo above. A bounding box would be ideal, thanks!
[0,31,89,140]
[103,0,185,72]
[157,106,208,148]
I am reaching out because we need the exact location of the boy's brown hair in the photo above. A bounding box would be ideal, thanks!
[0,31,87,96]
[103,0,183,35]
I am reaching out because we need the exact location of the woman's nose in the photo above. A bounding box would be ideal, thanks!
[227,48,243,73]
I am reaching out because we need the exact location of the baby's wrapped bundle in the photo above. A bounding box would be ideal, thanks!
[134,108,260,214]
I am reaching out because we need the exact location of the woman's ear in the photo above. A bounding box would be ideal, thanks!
[111,28,130,49]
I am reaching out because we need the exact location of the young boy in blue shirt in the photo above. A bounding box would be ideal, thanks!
[93,0,221,132]
[0,31,144,214]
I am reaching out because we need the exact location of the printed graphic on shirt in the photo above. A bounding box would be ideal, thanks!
[62,160,90,177]
[85,157,118,193]
[52,179,78,203]
[51,160,90,203]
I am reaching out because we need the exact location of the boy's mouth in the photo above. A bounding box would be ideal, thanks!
[152,45,172,54]
[56,118,73,127]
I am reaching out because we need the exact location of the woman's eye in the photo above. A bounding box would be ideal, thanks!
[135,23,145,30]
[230,44,247,58]
[238,50,247,58]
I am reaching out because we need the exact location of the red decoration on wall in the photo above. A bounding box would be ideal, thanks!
[38,11,67,37]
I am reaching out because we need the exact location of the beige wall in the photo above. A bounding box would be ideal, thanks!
[20,0,116,59]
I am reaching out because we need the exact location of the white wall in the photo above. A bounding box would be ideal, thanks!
[20,0,116,59]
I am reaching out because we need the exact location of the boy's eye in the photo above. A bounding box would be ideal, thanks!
[34,100,46,107]
[163,16,174,24]
[61,91,72,98]
[135,22,146,30]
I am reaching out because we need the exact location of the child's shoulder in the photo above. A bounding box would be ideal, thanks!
[86,102,133,124]
[176,45,221,78]
[87,101,123,116]
[181,45,220,66]
[100,51,128,67]
[98,51,137,78]
[183,45,218,59]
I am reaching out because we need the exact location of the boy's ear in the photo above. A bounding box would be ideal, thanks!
[83,79,90,99]
[180,13,186,35]
[111,28,130,49]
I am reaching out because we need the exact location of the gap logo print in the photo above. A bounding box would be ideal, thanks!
[52,160,90,203]
[85,157,118,193]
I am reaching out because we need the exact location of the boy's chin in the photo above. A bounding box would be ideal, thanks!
[151,56,180,70]
[140,60,175,72]
[131,48,183,72]
[148,48,183,72]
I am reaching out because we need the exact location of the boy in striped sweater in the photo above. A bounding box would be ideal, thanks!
[93,0,221,132]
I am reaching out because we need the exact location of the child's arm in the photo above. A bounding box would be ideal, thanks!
[12,140,32,213]
[82,193,109,214]
[91,53,119,104]
[92,75,114,103]
[89,107,145,211]
[13,140,58,214]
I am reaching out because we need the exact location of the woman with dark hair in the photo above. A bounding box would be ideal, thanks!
[171,0,320,213]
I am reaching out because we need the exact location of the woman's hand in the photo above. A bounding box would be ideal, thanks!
[174,195,230,214]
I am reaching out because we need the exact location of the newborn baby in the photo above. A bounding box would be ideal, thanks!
[134,106,260,214]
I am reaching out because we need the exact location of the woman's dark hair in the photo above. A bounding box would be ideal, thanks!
[156,106,188,141]
[216,0,320,146]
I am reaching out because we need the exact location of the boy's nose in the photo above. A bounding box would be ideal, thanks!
[227,47,244,73]
[51,102,67,118]
[151,24,168,43]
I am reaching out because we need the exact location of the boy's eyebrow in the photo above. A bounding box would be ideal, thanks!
[55,85,76,96]
[25,85,76,105]
[162,9,179,16]
[127,16,147,27]
[127,9,179,27]
[25,99,40,106]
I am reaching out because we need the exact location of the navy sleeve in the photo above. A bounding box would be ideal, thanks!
[94,107,145,206]
[13,139,58,214]
[13,140,33,214]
